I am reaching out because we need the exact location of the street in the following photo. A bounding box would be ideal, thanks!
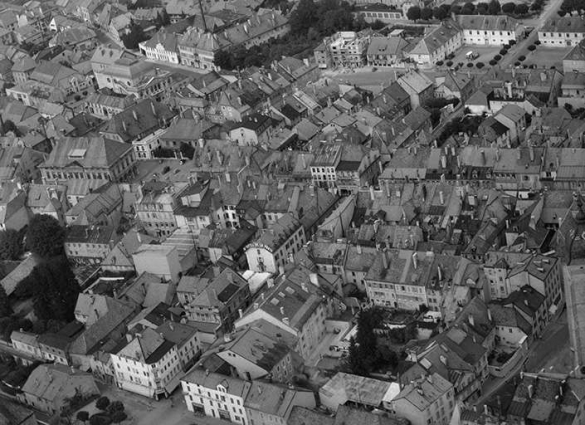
[500,0,565,69]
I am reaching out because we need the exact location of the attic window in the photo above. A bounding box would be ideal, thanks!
[68,148,87,159]
[285,287,295,294]
[270,298,280,305]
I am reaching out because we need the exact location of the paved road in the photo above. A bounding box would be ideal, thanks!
[500,0,564,69]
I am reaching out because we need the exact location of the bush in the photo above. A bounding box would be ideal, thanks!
[535,40,541,45]
[518,55,526,61]
[514,61,521,66]
[500,49,508,55]
[467,62,474,67]
[446,60,453,66]
[96,397,110,411]
[476,62,485,68]
[89,415,112,425]
[509,40,516,45]
[436,60,444,66]
[489,59,497,65]
[458,62,464,67]
[494,54,501,60]
[528,45,536,51]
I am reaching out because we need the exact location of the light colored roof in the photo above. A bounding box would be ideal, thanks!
[320,372,391,407]
[0,255,40,296]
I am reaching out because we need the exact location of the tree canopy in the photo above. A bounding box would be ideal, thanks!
[15,257,80,322]
[25,214,65,259]
[0,229,24,261]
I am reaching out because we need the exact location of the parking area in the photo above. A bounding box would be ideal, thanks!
[523,46,571,68]
[450,45,503,67]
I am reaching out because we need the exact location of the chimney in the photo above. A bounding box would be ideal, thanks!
[468,314,475,327]
[412,252,418,269]
[437,266,442,281]
[369,185,375,201]
[487,308,492,322]
[530,146,535,162]
[528,384,534,398]
[238,308,243,318]
[151,101,157,116]
[439,190,444,205]
[132,110,138,121]
[309,273,319,286]
[441,155,447,169]
[357,244,362,254]
[301,282,308,292]
[280,306,285,315]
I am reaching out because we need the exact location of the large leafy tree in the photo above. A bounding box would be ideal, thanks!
[0,285,12,317]
[0,229,23,261]
[26,214,65,259]
[289,0,318,34]
[16,257,80,322]
[406,5,421,21]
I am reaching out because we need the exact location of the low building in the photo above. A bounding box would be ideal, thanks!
[245,381,316,425]
[18,364,99,415]
[320,372,392,412]
[539,16,585,47]
[386,373,455,425]
[181,368,251,423]
[111,327,186,399]
[457,15,521,46]
[406,20,462,66]
[139,29,180,64]
[366,37,410,67]
[64,225,119,266]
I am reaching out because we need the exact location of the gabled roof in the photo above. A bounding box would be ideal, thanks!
[41,136,133,169]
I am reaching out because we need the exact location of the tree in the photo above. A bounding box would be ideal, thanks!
[213,49,233,70]
[289,0,318,33]
[106,401,125,415]
[0,285,11,318]
[450,4,462,14]
[461,2,476,13]
[488,0,501,14]
[406,5,421,21]
[96,396,111,411]
[179,142,195,160]
[433,5,449,20]
[420,7,433,19]
[110,411,127,424]
[0,229,23,261]
[515,3,529,13]
[16,257,80,322]
[26,214,65,259]
[369,19,386,30]
[121,21,148,49]
[3,120,20,137]
[77,411,90,424]
[477,2,489,14]
[502,2,516,13]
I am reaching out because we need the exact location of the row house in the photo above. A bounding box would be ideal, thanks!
[310,144,381,194]
[111,326,199,399]
[135,181,185,237]
[456,15,522,46]
[179,268,252,333]
[64,224,120,266]
[538,16,585,47]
